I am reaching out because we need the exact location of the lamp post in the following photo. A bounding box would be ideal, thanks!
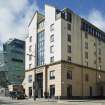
[27,54,36,100]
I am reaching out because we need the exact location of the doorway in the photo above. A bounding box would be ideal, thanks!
[67,85,72,98]
[36,73,43,98]
[50,85,55,98]
[29,87,32,98]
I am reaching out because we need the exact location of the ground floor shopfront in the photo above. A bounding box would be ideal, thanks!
[23,61,105,99]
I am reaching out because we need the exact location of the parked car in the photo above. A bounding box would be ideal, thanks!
[9,91,26,99]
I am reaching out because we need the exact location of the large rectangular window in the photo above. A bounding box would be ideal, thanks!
[37,31,45,66]
[50,70,55,79]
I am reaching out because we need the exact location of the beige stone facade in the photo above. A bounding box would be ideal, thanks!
[24,4,105,99]
[23,61,105,99]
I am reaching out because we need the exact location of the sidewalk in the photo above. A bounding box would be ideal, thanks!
[26,98,105,105]
[58,99,105,105]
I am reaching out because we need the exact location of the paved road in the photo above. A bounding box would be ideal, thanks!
[0,96,61,105]
[0,96,105,105]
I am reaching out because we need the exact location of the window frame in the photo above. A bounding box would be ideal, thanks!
[67,23,71,31]
[67,45,71,53]
[50,56,54,63]
[50,45,54,53]
[50,70,55,80]
[50,34,54,42]
[67,71,72,80]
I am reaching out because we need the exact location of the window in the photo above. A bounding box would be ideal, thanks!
[12,58,23,63]
[99,48,101,55]
[85,74,89,82]
[50,24,54,31]
[29,64,32,69]
[50,70,55,79]
[94,43,96,47]
[29,36,32,42]
[99,57,101,63]
[50,56,54,63]
[38,20,44,29]
[50,45,54,53]
[99,65,101,70]
[37,31,45,66]
[68,56,71,62]
[29,55,32,61]
[68,34,71,42]
[85,32,88,39]
[29,45,32,52]
[67,45,71,53]
[67,23,71,30]
[85,42,88,49]
[67,12,72,23]
[28,75,32,83]
[85,51,88,59]
[50,34,54,42]
[67,71,72,80]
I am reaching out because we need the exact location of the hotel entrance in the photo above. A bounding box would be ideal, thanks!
[36,73,43,98]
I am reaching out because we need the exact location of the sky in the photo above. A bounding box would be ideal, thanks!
[0,0,105,50]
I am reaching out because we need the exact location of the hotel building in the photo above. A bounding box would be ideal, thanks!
[23,4,105,99]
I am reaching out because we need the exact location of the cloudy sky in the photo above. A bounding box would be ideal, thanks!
[0,0,105,50]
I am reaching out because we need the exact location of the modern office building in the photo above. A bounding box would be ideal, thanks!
[0,51,5,71]
[0,51,8,87]
[3,39,25,85]
[23,4,105,99]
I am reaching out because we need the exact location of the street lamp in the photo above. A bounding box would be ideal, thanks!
[27,53,36,100]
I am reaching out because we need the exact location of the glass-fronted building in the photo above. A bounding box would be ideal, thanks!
[37,30,45,66]
[3,39,25,85]
[0,51,8,87]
